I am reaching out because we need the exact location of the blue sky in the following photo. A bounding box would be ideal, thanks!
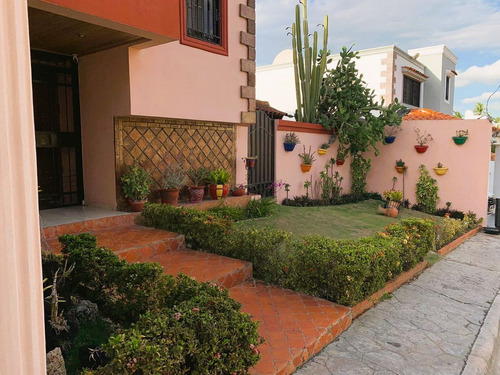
[256,0,500,117]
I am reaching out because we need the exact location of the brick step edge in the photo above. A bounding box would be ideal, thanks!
[114,235,186,263]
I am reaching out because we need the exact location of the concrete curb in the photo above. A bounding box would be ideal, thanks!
[461,290,500,375]
[438,226,483,256]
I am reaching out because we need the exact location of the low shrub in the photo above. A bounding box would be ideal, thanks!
[282,192,383,207]
[207,197,277,221]
[435,214,477,249]
[44,235,262,374]
[90,286,262,375]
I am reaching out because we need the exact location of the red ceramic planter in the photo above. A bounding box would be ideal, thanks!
[209,184,229,200]
[336,159,345,166]
[414,145,429,153]
[160,188,181,206]
[188,186,205,203]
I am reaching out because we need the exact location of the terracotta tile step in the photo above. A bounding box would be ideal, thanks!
[149,250,253,289]
[43,225,185,261]
[229,281,352,375]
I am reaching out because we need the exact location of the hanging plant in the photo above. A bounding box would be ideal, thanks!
[318,142,330,155]
[395,159,407,174]
[283,132,300,151]
[433,162,448,176]
[452,129,469,145]
[414,128,433,153]
[298,145,316,172]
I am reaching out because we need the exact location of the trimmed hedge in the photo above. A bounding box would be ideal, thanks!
[142,204,436,306]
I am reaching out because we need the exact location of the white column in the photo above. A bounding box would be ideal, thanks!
[0,1,47,374]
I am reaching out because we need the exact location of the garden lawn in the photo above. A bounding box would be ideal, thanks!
[236,199,439,239]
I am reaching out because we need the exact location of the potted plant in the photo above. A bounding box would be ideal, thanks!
[298,145,316,172]
[433,162,448,176]
[243,156,258,169]
[161,158,186,206]
[395,159,407,174]
[414,128,433,153]
[384,125,401,144]
[232,184,247,196]
[318,142,330,155]
[209,167,231,200]
[452,129,469,145]
[383,190,403,209]
[120,163,152,212]
[283,132,300,152]
[336,145,348,165]
[187,166,209,203]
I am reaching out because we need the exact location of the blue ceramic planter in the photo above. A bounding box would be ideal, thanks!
[283,142,296,152]
[385,136,396,144]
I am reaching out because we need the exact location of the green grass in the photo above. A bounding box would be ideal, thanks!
[236,200,439,239]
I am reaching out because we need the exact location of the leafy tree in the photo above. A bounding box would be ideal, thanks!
[453,111,463,119]
[316,46,406,195]
[473,102,485,116]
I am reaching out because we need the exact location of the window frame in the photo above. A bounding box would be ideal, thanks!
[403,75,421,108]
[180,0,228,56]
[445,75,451,103]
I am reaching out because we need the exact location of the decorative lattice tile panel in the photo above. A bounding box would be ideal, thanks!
[115,116,237,209]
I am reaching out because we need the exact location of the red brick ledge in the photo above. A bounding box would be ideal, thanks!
[437,226,483,256]
[351,260,429,319]
[276,119,332,135]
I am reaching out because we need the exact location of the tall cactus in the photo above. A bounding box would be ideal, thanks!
[291,0,329,123]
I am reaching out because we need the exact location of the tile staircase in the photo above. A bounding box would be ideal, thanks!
[42,214,352,375]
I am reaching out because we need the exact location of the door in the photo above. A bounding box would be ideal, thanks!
[32,50,84,209]
[247,110,275,197]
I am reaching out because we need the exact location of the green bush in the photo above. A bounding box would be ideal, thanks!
[91,285,262,375]
[416,164,439,213]
[206,197,277,221]
[143,205,436,306]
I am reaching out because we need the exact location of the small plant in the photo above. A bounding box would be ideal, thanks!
[209,168,231,185]
[456,129,469,137]
[436,162,444,168]
[303,180,312,198]
[284,132,300,144]
[163,158,186,189]
[385,125,401,137]
[187,167,210,187]
[395,159,405,167]
[415,128,433,146]
[391,176,397,190]
[298,145,316,165]
[319,160,343,203]
[416,164,439,213]
[121,163,152,201]
[319,142,330,149]
[385,190,403,202]
[285,183,291,200]
[337,144,348,160]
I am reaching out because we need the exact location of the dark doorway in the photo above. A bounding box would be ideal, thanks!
[247,110,275,197]
[32,50,84,209]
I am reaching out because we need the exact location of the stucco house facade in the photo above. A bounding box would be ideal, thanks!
[1,1,255,372]
[257,44,458,117]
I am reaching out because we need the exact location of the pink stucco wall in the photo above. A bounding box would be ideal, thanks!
[79,45,131,209]
[274,120,352,203]
[128,0,247,124]
[366,119,491,220]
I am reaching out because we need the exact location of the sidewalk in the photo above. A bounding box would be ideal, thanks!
[295,233,500,375]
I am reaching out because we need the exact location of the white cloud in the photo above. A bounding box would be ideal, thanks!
[462,91,500,104]
[456,60,500,88]
[256,0,500,65]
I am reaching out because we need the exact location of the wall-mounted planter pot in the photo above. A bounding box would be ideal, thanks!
[336,159,345,166]
[395,166,407,174]
[414,145,429,153]
[245,158,257,169]
[284,143,296,152]
[318,148,328,155]
[301,164,312,172]
[385,136,396,144]
[452,136,468,145]
[433,167,448,176]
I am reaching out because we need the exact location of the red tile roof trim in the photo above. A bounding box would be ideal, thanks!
[403,108,461,121]
[402,66,429,79]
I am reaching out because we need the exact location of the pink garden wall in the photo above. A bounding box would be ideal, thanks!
[274,120,352,203]
[274,119,491,220]
[366,119,491,220]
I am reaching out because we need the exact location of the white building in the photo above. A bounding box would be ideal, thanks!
[256,44,458,116]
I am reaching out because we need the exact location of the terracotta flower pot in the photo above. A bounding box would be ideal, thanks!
[318,148,327,155]
[414,145,429,153]
[301,164,312,172]
[209,184,229,200]
[188,186,205,203]
[336,159,345,166]
[245,158,257,168]
[160,188,181,206]
[128,199,147,212]
[433,167,448,176]
[395,166,407,174]
[232,187,246,196]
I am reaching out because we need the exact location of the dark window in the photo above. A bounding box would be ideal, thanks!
[445,76,451,102]
[186,0,221,46]
[403,76,421,107]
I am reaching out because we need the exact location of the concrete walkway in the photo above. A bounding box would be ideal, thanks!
[295,233,500,375]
